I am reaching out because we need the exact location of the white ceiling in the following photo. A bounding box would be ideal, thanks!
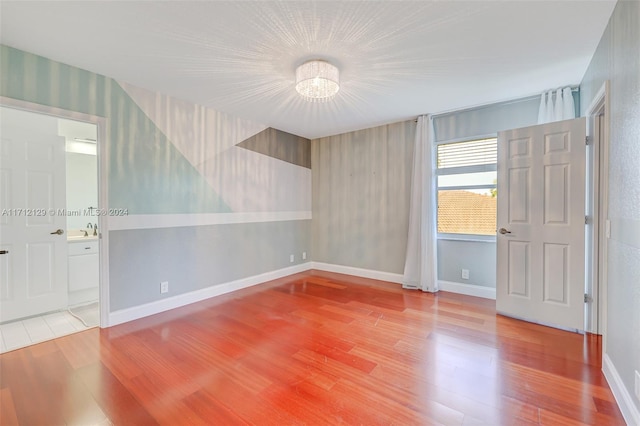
[0,1,616,139]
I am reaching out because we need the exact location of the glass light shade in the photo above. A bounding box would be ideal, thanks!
[295,60,340,102]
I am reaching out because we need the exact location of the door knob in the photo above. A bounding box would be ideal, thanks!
[499,228,512,235]
[0,250,8,255]
[50,229,65,235]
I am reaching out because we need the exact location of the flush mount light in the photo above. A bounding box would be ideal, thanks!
[295,60,340,102]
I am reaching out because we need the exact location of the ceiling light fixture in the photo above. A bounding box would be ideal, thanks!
[295,60,340,102]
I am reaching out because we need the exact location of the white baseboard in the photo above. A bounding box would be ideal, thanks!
[603,353,640,426]
[108,263,499,327]
[108,262,312,326]
[438,280,496,300]
[308,263,497,301]
[310,262,403,284]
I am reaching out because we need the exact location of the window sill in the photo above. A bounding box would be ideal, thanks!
[437,234,496,243]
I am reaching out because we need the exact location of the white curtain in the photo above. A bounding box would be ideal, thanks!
[402,115,438,292]
[537,87,576,124]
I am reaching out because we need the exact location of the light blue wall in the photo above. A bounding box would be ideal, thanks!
[433,92,579,143]
[580,0,640,417]
[434,96,539,142]
[1,45,311,314]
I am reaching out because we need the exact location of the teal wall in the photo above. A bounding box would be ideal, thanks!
[1,45,229,214]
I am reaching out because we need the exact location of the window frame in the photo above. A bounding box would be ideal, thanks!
[435,134,498,241]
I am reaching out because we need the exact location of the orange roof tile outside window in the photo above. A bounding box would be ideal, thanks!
[437,190,496,235]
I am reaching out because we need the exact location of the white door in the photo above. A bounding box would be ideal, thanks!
[496,118,586,331]
[0,121,68,322]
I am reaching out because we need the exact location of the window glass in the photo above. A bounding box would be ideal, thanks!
[437,190,496,235]
[437,171,497,188]
[437,138,497,169]
[436,137,497,236]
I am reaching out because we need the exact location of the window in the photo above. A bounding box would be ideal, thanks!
[436,137,497,236]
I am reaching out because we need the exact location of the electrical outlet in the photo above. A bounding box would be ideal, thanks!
[461,269,470,280]
[290,254,295,263]
[160,281,169,294]
[635,370,640,402]
[302,251,307,260]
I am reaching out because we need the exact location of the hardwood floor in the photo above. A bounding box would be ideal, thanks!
[0,270,625,425]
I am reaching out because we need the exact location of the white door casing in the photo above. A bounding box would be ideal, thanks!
[0,124,68,322]
[585,81,610,338]
[496,118,586,331]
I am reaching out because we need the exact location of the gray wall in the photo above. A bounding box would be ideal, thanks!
[580,0,640,416]
[438,240,496,287]
[238,127,311,169]
[109,220,310,310]
[311,121,414,273]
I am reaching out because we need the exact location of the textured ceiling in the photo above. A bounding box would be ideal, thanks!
[0,1,616,139]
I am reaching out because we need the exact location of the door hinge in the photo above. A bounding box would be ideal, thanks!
[585,136,590,145]
[584,293,592,303]
[585,215,589,225]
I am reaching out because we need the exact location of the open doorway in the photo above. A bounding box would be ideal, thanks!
[0,105,102,353]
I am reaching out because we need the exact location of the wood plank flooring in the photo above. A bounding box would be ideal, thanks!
[0,270,626,425]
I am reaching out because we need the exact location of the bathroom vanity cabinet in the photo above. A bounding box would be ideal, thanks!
[68,239,99,292]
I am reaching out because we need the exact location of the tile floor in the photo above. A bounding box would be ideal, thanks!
[0,305,99,354]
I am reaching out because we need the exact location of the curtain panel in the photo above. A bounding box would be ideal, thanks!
[402,115,438,292]
[538,87,576,124]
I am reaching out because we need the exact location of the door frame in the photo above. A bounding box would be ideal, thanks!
[1,96,110,328]
[585,81,610,339]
